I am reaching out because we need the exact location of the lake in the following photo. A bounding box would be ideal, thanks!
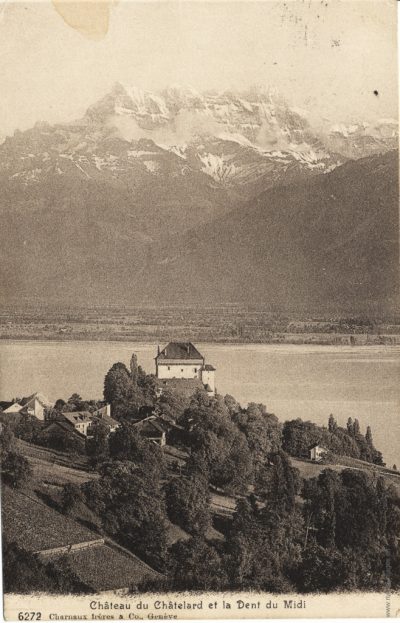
[1,341,399,467]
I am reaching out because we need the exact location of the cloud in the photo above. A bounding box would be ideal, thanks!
[256,120,291,151]
[109,110,223,146]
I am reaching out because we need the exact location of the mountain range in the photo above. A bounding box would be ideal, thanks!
[0,84,398,312]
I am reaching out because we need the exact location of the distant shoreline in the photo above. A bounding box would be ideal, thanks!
[1,306,399,346]
[1,333,400,346]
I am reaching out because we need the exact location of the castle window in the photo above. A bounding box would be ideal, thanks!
[168,366,170,371]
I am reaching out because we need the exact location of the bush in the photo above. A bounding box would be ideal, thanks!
[61,483,85,515]
[3,540,90,594]
[1,451,32,488]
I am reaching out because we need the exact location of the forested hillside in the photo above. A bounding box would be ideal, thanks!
[142,150,398,313]
[2,353,400,594]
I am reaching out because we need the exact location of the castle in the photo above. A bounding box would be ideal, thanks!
[155,342,216,395]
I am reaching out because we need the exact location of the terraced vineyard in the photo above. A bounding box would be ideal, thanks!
[54,543,161,591]
[2,487,101,553]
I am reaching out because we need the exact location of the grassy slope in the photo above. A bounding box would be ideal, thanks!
[19,437,400,499]
[291,456,400,492]
[15,439,400,547]
[17,439,97,486]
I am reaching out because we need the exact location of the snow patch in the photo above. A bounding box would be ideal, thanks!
[142,160,160,173]
[217,132,253,148]
[199,153,236,183]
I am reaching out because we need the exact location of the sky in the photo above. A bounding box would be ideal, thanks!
[0,0,398,137]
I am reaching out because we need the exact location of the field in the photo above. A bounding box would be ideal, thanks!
[291,457,400,492]
[17,439,97,486]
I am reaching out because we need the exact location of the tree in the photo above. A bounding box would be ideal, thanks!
[68,393,83,404]
[61,483,85,515]
[36,426,85,455]
[181,392,253,492]
[353,418,360,436]
[1,451,32,488]
[225,492,301,592]
[256,450,300,514]
[14,415,42,444]
[0,423,15,459]
[136,369,158,404]
[347,417,354,435]
[83,461,168,569]
[65,394,90,412]
[2,540,89,594]
[104,362,133,405]
[130,353,138,384]
[157,389,189,423]
[168,537,228,591]
[328,414,337,433]
[109,421,165,478]
[165,472,211,536]
[302,468,341,549]
[54,398,66,411]
[224,394,241,417]
[86,419,110,464]
[282,419,326,458]
[233,402,281,467]
[103,360,156,417]
[366,425,373,445]
[297,544,346,592]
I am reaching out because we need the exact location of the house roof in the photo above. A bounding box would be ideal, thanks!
[203,364,216,371]
[309,444,329,451]
[3,402,23,413]
[92,405,109,418]
[156,342,203,361]
[91,414,119,429]
[0,401,14,411]
[155,377,205,399]
[20,392,53,409]
[42,420,86,440]
[63,411,93,425]
[133,417,166,437]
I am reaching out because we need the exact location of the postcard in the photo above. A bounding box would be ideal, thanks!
[0,0,399,620]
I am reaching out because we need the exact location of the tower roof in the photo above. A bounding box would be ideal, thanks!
[156,342,203,361]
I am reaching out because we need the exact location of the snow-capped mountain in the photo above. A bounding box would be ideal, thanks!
[2,83,396,201]
[325,119,398,159]
[0,83,397,306]
[83,82,344,193]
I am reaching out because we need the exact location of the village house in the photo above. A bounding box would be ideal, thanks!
[155,342,216,396]
[3,392,53,421]
[309,444,329,462]
[39,419,87,450]
[61,409,119,437]
[62,412,94,436]
[133,417,167,446]
[90,403,119,433]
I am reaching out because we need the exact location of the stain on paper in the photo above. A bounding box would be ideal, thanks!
[52,1,117,40]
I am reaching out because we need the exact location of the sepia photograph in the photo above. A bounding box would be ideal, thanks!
[0,0,399,619]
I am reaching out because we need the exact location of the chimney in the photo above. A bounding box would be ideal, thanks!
[187,343,190,355]
[157,344,160,356]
